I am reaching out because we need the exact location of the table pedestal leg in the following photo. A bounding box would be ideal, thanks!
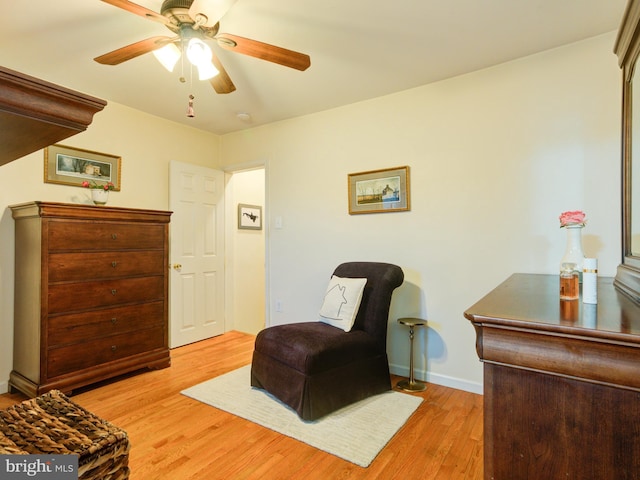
[397,325,427,392]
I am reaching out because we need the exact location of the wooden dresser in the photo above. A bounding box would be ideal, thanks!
[9,202,172,397]
[465,273,640,480]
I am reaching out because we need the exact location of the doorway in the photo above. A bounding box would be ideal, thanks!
[225,167,266,334]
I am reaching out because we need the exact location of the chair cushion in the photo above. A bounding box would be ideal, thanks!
[254,322,380,375]
[318,275,367,332]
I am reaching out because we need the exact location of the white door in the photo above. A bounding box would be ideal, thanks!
[169,160,225,348]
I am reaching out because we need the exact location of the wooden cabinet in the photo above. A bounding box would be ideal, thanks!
[0,66,106,167]
[9,201,172,397]
[465,273,640,480]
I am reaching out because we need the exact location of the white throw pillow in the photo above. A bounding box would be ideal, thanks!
[319,275,367,332]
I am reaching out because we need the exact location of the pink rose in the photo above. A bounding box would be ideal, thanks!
[559,210,586,227]
[82,181,90,188]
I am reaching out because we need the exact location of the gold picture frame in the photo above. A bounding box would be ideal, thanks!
[348,166,410,214]
[44,144,122,191]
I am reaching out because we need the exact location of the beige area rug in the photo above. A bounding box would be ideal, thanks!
[181,365,423,467]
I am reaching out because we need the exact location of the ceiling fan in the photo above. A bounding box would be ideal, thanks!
[94,0,311,94]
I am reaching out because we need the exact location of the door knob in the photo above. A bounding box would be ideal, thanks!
[173,264,182,270]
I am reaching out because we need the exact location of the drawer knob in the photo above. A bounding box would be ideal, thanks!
[111,289,117,295]
[111,345,117,352]
[111,318,117,325]
[111,261,118,268]
[111,233,118,240]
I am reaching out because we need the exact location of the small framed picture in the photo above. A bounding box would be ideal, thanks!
[44,144,122,191]
[348,166,410,214]
[238,204,262,230]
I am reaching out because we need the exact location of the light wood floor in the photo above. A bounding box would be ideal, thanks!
[0,331,483,480]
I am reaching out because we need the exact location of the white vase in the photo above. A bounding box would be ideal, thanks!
[91,189,109,206]
[560,224,585,281]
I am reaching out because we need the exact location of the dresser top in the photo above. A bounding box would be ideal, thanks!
[10,201,172,223]
[464,273,640,344]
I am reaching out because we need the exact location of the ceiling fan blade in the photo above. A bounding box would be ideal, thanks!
[189,0,237,27]
[100,0,171,25]
[94,36,176,65]
[216,34,311,71]
[209,52,236,94]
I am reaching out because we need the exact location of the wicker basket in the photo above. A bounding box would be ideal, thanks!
[0,390,130,480]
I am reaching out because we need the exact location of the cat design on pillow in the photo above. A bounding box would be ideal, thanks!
[319,276,367,332]
[322,283,348,319]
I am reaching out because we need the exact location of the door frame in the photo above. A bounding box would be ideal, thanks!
[223,160,270,332]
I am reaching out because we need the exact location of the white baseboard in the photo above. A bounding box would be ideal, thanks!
[389,363,483,395]
[0,380,8,395]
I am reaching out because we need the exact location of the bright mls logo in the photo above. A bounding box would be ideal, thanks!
[1,455,78,479]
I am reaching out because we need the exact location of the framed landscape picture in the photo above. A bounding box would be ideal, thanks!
[44,144,122,191]
[348,166,410,214]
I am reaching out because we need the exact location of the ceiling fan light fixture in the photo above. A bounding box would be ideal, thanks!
[196,61,219,80]
[186,38,212,65]
[153,43,181,72]
[185,37,218,79]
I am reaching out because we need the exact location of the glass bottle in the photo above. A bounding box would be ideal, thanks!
[560,225,585,282]
[560,262,579,301]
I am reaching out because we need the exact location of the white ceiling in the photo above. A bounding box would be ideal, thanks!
[0,0,628,135]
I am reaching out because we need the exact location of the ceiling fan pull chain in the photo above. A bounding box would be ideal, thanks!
[187,94,195,117]
[179,37,186,83]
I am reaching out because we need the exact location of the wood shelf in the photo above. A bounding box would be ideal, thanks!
[0,66,106,166]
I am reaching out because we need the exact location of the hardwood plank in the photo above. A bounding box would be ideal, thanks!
[0,331,483,479]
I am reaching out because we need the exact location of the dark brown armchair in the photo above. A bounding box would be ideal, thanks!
[250,262,404,420]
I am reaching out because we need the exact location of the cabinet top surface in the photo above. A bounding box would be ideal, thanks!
[10,201,172,222]
[464,273,640,343]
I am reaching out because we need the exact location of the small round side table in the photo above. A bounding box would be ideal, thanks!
[396,317,427,392]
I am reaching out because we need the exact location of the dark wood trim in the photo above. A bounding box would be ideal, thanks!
[614,0,640,302]
[10,201,172,223]
[0,66,106,166]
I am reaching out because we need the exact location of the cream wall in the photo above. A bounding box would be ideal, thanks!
[220,33,622,393]
[0,102,220,393]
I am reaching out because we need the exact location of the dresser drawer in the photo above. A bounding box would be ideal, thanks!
[48,221,165,251]
[48,302,164,347]
[47,326,166,378]
[48,276,164,314]
[49,251,164,282]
